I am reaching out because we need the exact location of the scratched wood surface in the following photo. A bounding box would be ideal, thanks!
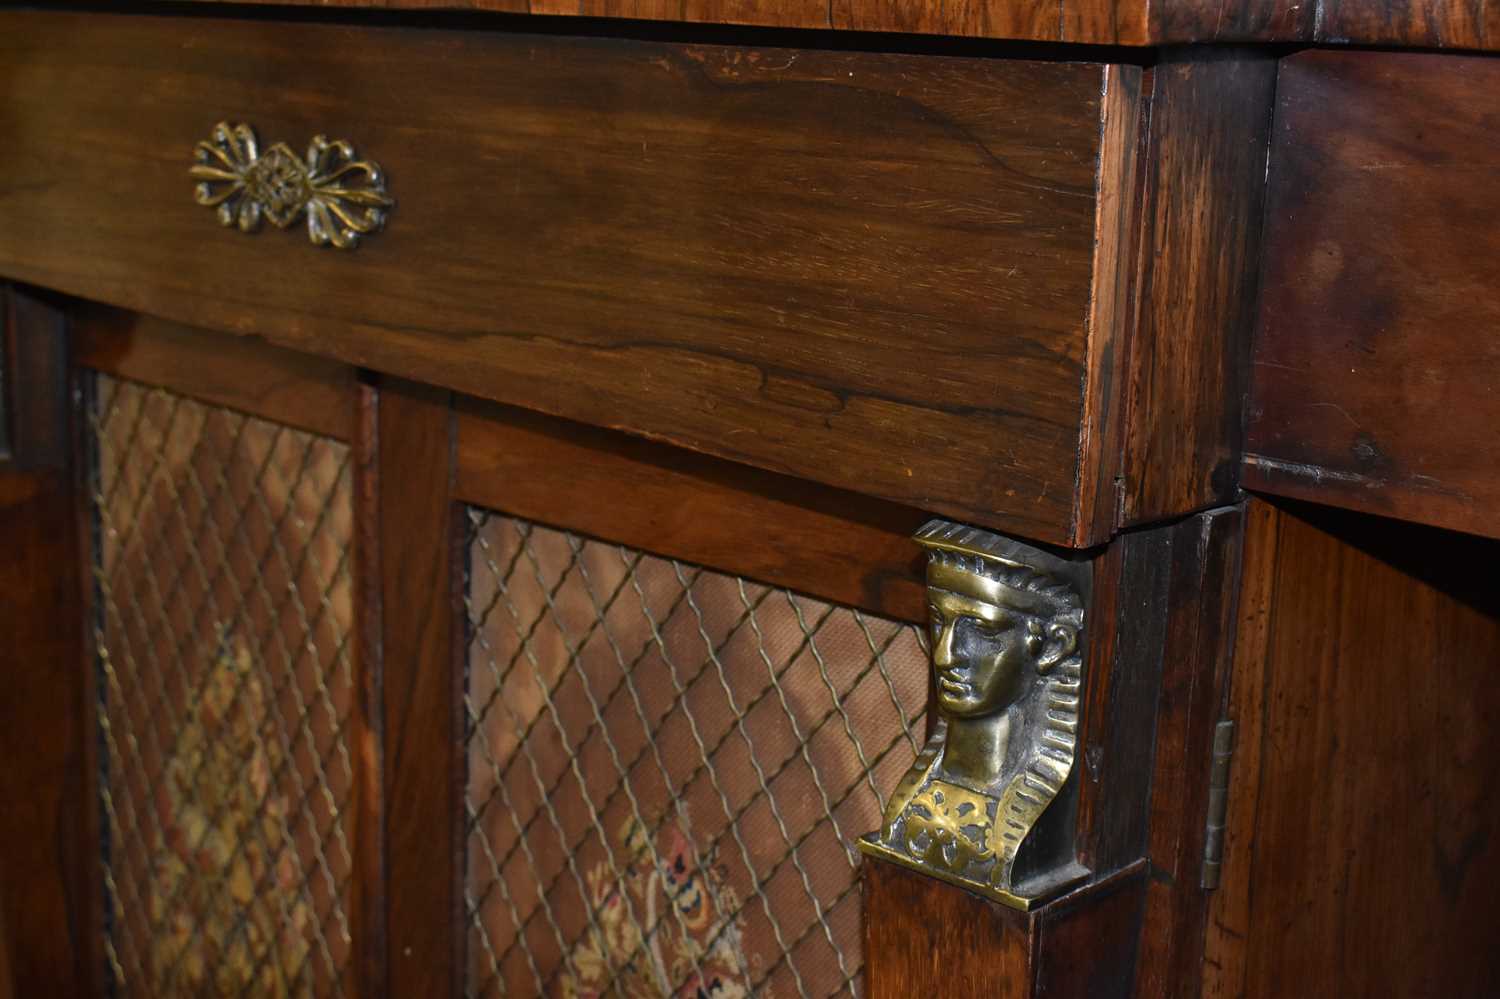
[1203,499,1500,997]
[0,10,1130,546]
[1247,50,1500,540]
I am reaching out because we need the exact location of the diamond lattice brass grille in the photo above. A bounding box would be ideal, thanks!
[88,374,355,996]
[464,511,927,998]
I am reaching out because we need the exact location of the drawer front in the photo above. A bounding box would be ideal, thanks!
[0,12,1127,545]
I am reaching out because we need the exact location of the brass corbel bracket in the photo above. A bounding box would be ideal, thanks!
[859,519,1091,910]
[191,121,393,250]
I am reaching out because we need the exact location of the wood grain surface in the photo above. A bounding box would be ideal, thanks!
[1066,507,1246,997]
[1031,864,1147,997]
[373,379,466,998]
[457,397,930,622]
[0,290,100,997]
[154,0,1484,47]
[1072,535,1129,872]
[1075,509,1241,884]
[1130,507,1242,998]
[350,382,386,999]
[1247,50,1500,540]
[1314,0,1500,48]
[0,10,1128,546]
[1119,51,1276,528]
[1077,65,1147,544]
[72,305,355,442]
[0,472,96,995]
[2,291,70,470]
[863,859,1146,997]
[0,902,10,999]
[1204,499,1500,997]
[864,859,1034,998]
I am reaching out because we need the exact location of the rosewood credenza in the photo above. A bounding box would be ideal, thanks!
[1,3,1496,995]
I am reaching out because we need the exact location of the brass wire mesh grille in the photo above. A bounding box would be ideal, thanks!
[88,374,355,996]
[464,511,928,998]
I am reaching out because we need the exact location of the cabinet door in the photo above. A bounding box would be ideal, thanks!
[1,297,1248,997]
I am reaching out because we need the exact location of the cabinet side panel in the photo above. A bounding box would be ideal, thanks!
[1205,499,1500,997]
[1246,50,1500,540]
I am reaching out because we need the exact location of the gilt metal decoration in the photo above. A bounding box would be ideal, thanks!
[191,122,393,249]
[859,519,1089,909]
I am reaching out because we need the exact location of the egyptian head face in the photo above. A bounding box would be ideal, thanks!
[860,520,1089,909]
[926,558,1078,720]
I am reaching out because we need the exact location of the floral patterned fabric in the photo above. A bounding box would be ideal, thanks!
[562,818,750,999]
[148,639,314,996]
[92,376,354,995]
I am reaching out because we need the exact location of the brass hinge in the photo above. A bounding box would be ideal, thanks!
[1199,719,1235,890]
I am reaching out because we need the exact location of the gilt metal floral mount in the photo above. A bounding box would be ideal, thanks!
[859,519,1090,909]
[191,121,393,249]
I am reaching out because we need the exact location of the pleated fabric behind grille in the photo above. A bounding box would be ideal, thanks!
[87,374,355,996]
[464,510,928,998]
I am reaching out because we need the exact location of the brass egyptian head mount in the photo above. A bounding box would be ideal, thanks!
[859,519,1090,909]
